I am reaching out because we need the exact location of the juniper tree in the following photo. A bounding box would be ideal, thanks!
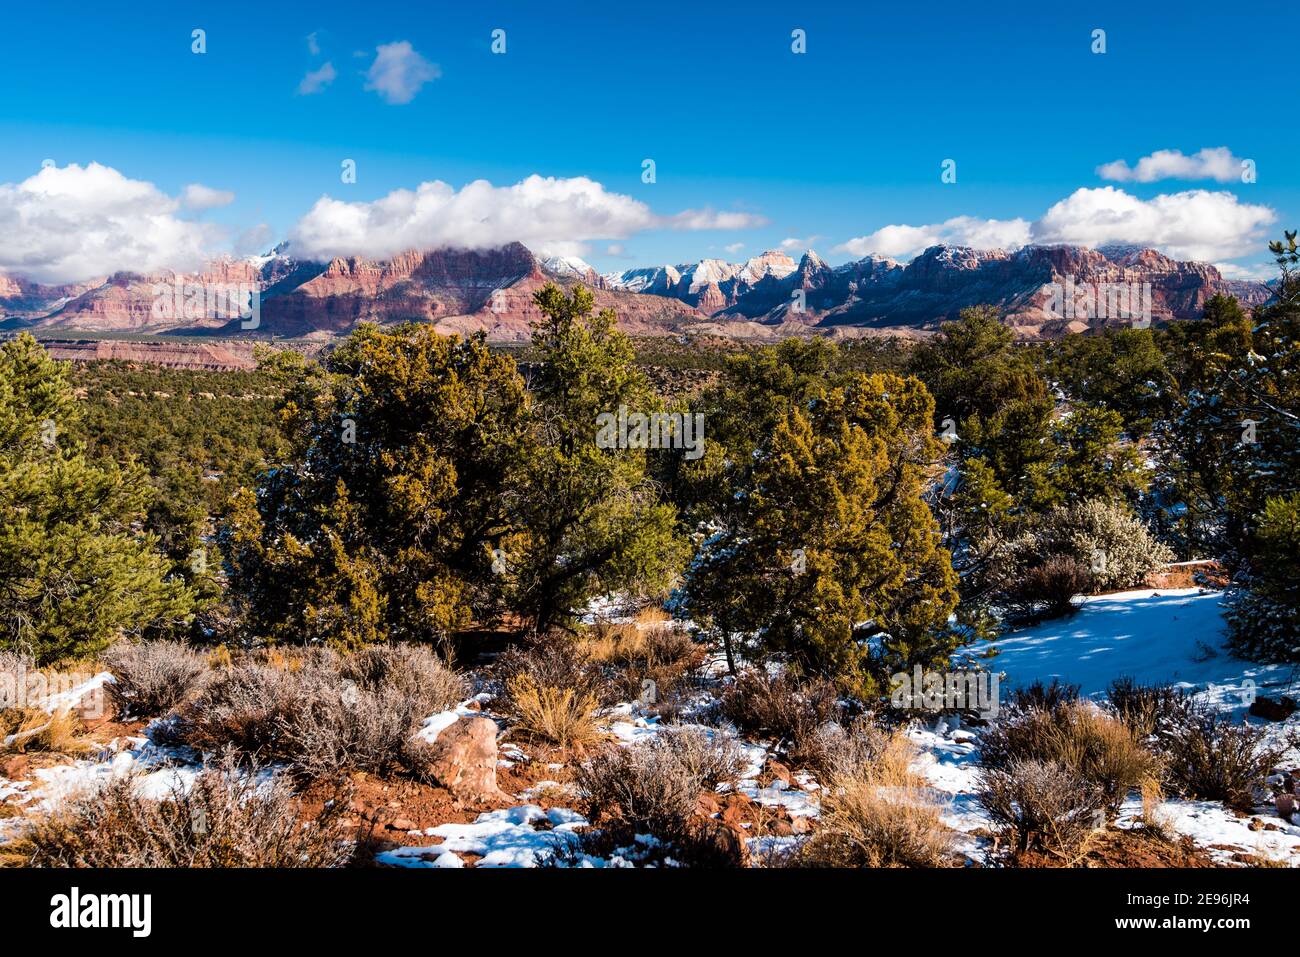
[222,324,533,650]
[685,368,959,696]
[508,284,688,633]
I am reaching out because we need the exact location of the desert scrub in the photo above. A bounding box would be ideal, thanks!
[1158,709,1290,812]
[336,643,466,716]
[979,700,1159,813]
[168,645,466,779]
[792,725,953,868]
[104,640,208,718]
[718,669,841,771]
[572,728,749,866]
[1106,677,1195,740]
[979,758,1106,860]
[6,753,355,867]
[581,616,707,710]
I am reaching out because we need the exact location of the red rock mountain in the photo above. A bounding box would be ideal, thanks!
[1,241,1273,342]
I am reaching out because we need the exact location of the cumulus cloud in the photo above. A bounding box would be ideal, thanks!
[181,183,235,210]
[289,175,765,262]
[364,41,439,104]
[836,216,1031,260]
[1096,147,1248,183]
[0,163,219,283]
[297,62,336,95]
[1031,187,1274,261]
[835,187,1274,264]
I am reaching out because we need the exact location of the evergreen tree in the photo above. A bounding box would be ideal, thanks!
[685,369,959,696]
[0,334,197,663]
[509,284,688,632]
[222,324,533,650]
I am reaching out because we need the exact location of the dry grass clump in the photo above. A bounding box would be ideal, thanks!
[980,699,1158,813]
[580,617,707,711]
[504,674,603,750]
[0,707,92,755]
[792,726,953,868]
[103,641,208,718]
[0,651,97,755]
[979,758,1106,860]
[718,669,841,771]
[498,633,609,748]
[6,752,355,867]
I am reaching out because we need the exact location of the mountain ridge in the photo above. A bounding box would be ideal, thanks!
[0,240,1273,342]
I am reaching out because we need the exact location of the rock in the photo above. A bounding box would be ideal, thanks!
[688,818,751,867]
[791,815,813,834]
[1249,696,1298,722]
[764,759,794,786]
[771,819,793,837]
[388,817,418,832]
[423,716,511,804]
[1276,793,1297,820]
[696,793,722,817]
[720,793,756,830]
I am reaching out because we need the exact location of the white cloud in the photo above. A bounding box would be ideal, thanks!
[836,216,1031,260]
[665,208,768,230]
[364,41,439,105]
[297,62,336,96]
[181,183,235,210]
[724,242,746,254]
[1031,187,1274,261]
[1214,261,1274,281]
[1097,147,1247,183]
[306,32,321,56]
[0,163,219,283]
[290,175,766,262]
[235,224,275,257]
[835,187,1274,264]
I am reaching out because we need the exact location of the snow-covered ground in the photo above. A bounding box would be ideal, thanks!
[973,588,1299,710]
[915,587,1300,866]
[4,587,1297,868]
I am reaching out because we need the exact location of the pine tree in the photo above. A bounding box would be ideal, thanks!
[0,334,197,663]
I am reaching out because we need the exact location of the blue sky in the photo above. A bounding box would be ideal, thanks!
[1,0,1295,282]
